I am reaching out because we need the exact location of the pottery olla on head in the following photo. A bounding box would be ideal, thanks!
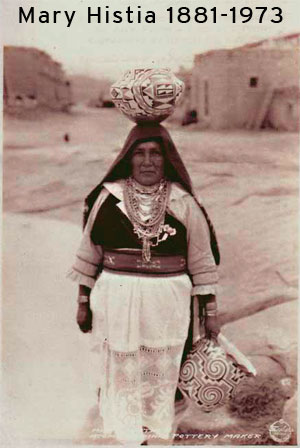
[110,68,185,123]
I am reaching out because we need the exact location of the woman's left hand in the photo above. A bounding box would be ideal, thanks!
[205,315,221,341]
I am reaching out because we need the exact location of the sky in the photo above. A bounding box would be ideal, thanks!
[2,0,300,81]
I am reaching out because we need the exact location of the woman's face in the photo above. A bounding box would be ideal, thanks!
[130,140,165,186]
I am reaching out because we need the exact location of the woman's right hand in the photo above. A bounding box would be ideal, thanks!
[76,303,93,333]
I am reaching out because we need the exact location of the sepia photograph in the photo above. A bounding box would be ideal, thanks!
[1,0,299,446]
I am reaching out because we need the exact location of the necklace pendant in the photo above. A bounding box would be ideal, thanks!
[142,238,152,263]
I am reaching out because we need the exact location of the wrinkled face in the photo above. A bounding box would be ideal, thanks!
[130,140,165,186]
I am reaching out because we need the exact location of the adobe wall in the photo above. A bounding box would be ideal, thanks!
[227,48,299,128]
[192,47,299,129]
[192,51,232,129]
[4,48,39,102]
[4,47,72,111]
[268,89,300,131]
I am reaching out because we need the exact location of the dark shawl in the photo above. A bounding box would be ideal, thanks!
[83,123,220,265]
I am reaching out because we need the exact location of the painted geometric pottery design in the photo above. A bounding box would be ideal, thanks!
[178,337,249,412]
[110,68,185,123]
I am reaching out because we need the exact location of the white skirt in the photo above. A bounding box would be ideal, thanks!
[89,270,192,443]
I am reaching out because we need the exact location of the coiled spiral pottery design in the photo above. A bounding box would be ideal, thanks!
[178,338,248,412]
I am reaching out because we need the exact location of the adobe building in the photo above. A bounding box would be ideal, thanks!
[4,46,72,112]
[169,67,193,124]
[190,33,300,130]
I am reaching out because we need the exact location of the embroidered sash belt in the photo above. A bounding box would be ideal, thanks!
[103,249,187,276]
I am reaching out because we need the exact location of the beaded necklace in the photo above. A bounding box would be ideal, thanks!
[123,177,170,262]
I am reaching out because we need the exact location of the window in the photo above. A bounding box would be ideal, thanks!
[249,77,258,88]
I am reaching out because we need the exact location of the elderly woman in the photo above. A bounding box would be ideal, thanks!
[68,123,220,444]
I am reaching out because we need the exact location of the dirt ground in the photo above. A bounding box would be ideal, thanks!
[2,107,299,444]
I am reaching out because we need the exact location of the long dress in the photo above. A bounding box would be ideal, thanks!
[68,180,219,443]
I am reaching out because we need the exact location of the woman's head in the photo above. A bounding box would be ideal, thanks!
[96,123,193,191]
[130,138,165,186]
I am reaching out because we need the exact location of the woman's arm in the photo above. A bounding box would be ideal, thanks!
[69,238,101,333]
[67,188,109,288]
[78,284,91,300]
[67,189,111,332]
[77,284,92,333]
[195,294,220,340]
[170,194,218,295]
[183,195,220,338]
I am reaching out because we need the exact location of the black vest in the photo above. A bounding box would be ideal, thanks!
[91,194,187,256]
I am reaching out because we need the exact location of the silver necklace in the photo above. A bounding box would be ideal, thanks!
[124,177,170,262]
